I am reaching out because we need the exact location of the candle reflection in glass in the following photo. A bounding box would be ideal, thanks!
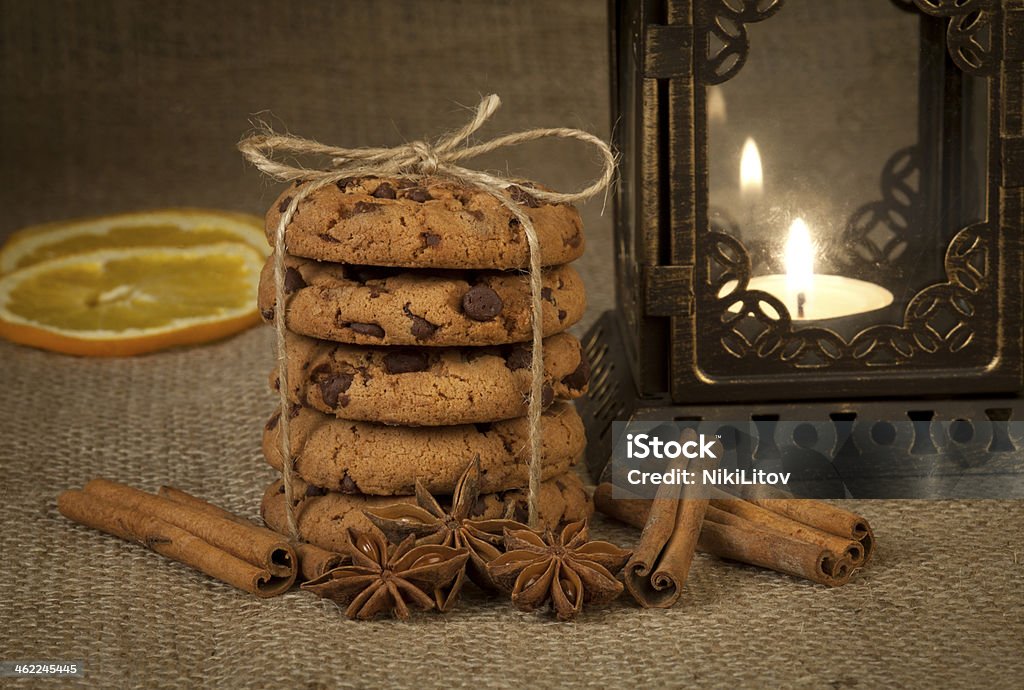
[739,137,763,235]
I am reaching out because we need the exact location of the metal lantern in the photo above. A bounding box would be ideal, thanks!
[581,0,1024,490]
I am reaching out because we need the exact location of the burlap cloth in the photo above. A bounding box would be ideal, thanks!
[1,1,1022,686]
[1,323,1021,688]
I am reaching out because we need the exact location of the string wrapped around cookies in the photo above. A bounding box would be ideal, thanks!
[238,95,615,533]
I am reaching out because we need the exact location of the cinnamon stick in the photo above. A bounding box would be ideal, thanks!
[709,486,865,569]
[740,484,876,564]
[157,486,345,580]
[594,483,867,587]
[702,505,851,586]
[295,543,347,581]
[58,479,297,597]
[623,429,715,608]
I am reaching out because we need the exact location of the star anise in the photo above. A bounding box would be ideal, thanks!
[363,458,529,610]
[301,527,468,620]
[486,520,632,621]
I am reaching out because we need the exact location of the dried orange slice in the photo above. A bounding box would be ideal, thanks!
[0,244,264,356]
[0,209,267,274]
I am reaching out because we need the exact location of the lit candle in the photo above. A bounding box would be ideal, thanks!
[722,218,894,322]
[784,218,814,318]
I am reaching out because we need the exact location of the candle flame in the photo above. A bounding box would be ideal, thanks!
[785,218,814,295]
[739,137,763,198]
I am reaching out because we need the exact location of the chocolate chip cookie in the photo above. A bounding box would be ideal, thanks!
[272,331,590,426]
[265,176,584,269]
[262,402,585,495]
[259,254,585,347]
[260,470,592,543]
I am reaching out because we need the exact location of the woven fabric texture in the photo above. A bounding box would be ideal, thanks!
[1,327,1022,688]
[1,1,1022,687]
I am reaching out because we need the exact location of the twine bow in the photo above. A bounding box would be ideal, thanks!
[239,94,615,538]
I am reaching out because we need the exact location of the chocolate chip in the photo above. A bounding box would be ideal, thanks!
[348,322,385,338]
[561,353,591,391]
[508,217,520,229]
[353,201,381,214]
[410,317,437,339]
[283,267,306,294]
[383,350,429,374]
[293,179,306,187]
[558,309,567,321]
[317,232,340,243]
[265,412,280,430]
[462,285,504,322]
[261,308,275,321]
[318,372,353,408]
[541,383,554,407]
[372,182,397,199]
[505,345,532,371]
[421,232,441,248]
[278,196,293,213]
[336,178,358,191]
[474,422,493,434]
[289,403,302,418]
[403,305,438,340]
[305,485,328,497]
[507,185,540,208]
[512,503,529,523]
[403,187,433,202]
[277,484,286,494]
[541,287,554,303]
[339,475,360,493]
[468,209,485,221]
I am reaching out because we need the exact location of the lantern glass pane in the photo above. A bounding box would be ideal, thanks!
[706,0,988,333]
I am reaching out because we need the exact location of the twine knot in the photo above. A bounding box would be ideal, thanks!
[239,94,615,536]
[407,140,440,175]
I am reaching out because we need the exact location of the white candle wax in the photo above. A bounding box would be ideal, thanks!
[720,274,894,321]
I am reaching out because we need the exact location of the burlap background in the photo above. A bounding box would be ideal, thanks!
[1,1,1022,687]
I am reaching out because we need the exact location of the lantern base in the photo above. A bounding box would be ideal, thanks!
[578,310,1024,498]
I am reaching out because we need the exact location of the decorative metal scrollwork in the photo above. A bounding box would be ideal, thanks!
[913,0,982,18]
[697,0,998,84]
[705,223,994,369]
[842,146,920,272]
[914,0,999,76]
[696,0,785,84]
[706,230,751,298]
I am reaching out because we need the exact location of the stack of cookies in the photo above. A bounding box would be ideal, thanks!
[256,176,593,548]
